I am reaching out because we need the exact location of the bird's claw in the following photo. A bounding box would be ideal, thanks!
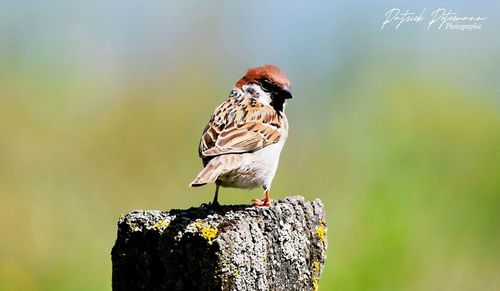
[251,198,271,207]
[211,200,221,210]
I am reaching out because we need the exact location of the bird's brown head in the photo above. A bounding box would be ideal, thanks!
[235,65,293,112]
[236,64,290,89]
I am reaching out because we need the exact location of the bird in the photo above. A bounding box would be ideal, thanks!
[189,65,293,207]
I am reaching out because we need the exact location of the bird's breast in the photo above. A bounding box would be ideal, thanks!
[218,134,287,190]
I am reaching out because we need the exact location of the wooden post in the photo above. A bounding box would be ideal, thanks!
[111,196,327,290]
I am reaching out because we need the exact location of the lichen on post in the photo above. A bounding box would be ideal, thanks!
[111,196,328,291]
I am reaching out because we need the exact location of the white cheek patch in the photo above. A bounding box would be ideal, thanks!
[242,84,272,106]
[257,91,272,106]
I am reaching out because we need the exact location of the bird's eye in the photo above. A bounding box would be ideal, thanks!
[260,78,276,93]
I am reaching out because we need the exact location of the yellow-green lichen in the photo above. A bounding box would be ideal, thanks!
[151,220,169,231]
[312,260,321,291]
[315,220,327,243]
[194,220,218,244]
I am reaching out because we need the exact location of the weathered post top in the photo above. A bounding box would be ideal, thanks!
[111,196,328,291]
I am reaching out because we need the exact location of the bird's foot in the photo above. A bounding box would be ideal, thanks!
[251,198,271,207]
[210,199,221,210]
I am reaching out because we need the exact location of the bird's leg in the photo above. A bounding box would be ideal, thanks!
[212,181,221,208]
[252,188,271,207]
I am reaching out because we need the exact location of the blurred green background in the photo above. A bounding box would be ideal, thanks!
[1,1,499,290]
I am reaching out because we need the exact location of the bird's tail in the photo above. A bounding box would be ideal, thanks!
[189,159,224,187]
[189,155,239,187]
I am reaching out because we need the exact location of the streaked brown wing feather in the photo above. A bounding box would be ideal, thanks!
[199,96,282,158]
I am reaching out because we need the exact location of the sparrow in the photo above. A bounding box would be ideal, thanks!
[189,65,293,207]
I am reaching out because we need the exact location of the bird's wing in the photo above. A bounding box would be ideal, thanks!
[199,96,282,158]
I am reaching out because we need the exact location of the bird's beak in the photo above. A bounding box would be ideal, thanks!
[280,88,293,99]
